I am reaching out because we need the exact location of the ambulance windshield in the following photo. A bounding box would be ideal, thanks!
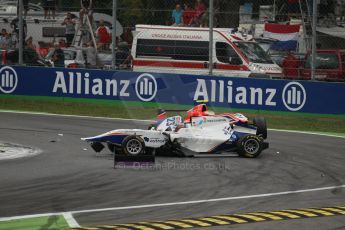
[234,41,274,64]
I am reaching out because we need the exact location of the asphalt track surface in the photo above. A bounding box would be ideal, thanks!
[0,112,344,229]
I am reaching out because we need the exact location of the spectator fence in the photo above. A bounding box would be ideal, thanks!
[2,0,344,82]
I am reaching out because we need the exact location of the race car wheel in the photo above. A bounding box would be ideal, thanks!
[237,135,263,158]
[122,136,145,156]
[253,116,267,139]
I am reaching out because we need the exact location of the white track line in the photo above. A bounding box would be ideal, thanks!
[0,184,344,222]
[62,212,80,228]
[0,110,344,138]
[0,110,344,224]
[269,128,345,139]
[70,184,345,214]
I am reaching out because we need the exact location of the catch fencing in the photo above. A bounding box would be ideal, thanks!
[0,0,344,81]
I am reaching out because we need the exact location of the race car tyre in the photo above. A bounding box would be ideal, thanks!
[121,135,145,156]
[237,135,263,158]
[253,116,267,139]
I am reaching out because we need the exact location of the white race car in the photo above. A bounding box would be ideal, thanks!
[82,104,269,158]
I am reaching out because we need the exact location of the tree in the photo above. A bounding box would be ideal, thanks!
[142,0,170,25]
[215,0,241,28]
[118,0,145,26]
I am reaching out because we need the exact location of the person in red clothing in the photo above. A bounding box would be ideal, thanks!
[37,41,50,58]
[190,0,207,26]
[96,19,111,50]
[282,51,300,79]
[183,3,195,26]
[195,0,207,17]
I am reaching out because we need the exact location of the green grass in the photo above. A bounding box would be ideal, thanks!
[0,215,69,230]
[1,95,345,134]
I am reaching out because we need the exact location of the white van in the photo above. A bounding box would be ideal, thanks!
[132,25,282,78]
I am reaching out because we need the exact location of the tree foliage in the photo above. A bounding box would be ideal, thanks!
[215,0,240,28]
[54,0,243,27]
[118,0,145,26]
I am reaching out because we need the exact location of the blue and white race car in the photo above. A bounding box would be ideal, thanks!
[82,104,269,158]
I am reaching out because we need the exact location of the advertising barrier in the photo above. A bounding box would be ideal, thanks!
[0,66,345,115]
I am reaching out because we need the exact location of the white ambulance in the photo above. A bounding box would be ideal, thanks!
[132,25,282,78]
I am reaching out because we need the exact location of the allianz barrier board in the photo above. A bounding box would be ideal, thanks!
[0,66,345,115]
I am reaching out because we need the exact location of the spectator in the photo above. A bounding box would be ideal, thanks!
[0,29,10,49]
[43,0,56,19]
[3,33,12,49]
[25,36,36,51]
[116,41,131,69]
[25,48,40,66]
[183,3,195,26]
[282,51,300,78]
[172,3,183,26]
[336,0,345,22]
[195,0,207,16]
[199,7,209,27]
[96,19,111,51]
[287,0,300,18]
[121,27,133,46]
[165,0,183,9]
[51,42,65,67]
[24,37,41,65]
[61,13,76,47]
[80,0,93,25]
[0,28,8,38]
[200,15,209,27]
[10,17,27,45]
[58,38,67,48]
[191,0,207,26]
[37,41,50,57]
[81,41,97,68]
